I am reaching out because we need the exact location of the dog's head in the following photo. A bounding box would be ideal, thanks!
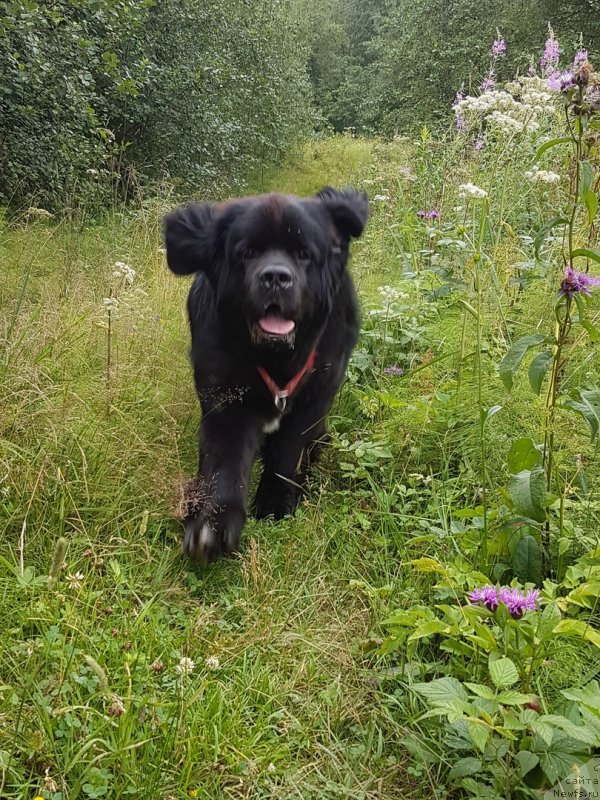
[164,187,368,350]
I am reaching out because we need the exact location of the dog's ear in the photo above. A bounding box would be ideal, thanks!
[316,186,369,239]
[163,203,219,276]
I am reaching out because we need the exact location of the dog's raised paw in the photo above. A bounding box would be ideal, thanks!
[183,518,221,563]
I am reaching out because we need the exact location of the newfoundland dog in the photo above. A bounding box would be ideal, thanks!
[164,187,369,562]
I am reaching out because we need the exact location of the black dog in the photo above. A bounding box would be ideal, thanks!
[164,187,368,562]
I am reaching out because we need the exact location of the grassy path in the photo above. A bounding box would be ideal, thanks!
[0,138,420,799]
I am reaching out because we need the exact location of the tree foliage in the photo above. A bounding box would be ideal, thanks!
[0,0,312,210]
[308,0,600,134]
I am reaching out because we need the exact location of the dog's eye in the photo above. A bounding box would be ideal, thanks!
[243,248,257,262]
[296,249,310,264]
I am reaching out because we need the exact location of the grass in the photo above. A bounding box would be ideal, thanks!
[1,131,600,799]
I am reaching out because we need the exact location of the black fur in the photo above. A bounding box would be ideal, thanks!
[164,187,368,562]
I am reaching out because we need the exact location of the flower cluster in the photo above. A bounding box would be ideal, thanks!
[540,27,560,75]
[176,656,195,676]
[416,209,440,220]
[113,260,136,285]
[491,36,506,59]
[455,76,557,137]
[559,267,600,298]
[378,285,407,303]
[469,585,541,618]
[458,182,488,199]
[384,366,404,376]
[524,165,561,184]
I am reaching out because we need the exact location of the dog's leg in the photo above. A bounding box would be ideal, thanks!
[254,408,328,520]
[184,411,261,563]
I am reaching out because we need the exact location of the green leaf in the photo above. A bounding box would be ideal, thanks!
[553,619,600,648]
[580,161,595,197]
[528,350,553,395]
[481,404,502,426]
[562,387,600,441]
[581,320,599,343]
[496,689,537,705]
[507,438,543,473]
[498,334,547,391]
[467,719,490,752]
[533,216,567,260]
[533,136,572,162]
[489,656,519,688]
[536,735,589,784]
[540,714,600,746]
[448,757,482,779]
[512,534,542,584]
[571,247,600,265]
[412,676,469,706]
[562,682,600,717]
[465,682,497,700]
[408,619,450,641]
[516,750,539,778]
[508,468,547,522]
[583,189,598,226]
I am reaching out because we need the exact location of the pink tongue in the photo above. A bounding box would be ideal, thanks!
[259,316,295,336]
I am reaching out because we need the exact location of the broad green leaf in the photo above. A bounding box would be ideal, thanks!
[481,404,502,426]
[448,757,482,779]
[489,656,519,688]
[579,160,595,198]
[540,714,600,746]
[508,468,547,522]
[412,676,469,706]
[562,387,600,441]
[507,437,543,473]
[528,350,553,395]
[512,534,542,584]
[571,247,600,265]
[562,683,600,717]
[496,689,537,705]
[409,557,445,573]
[498,334,547,391]
[554,619,600,648]
[533,136,572,162]
[583,189,598,226]
[516,750,539,777]
[408,619,450,641]
[537,735,590,784]
[467,719,490,752]
[582,320,599,343]
[465,682,496,700]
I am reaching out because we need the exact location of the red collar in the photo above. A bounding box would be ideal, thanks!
[257,350,317,411]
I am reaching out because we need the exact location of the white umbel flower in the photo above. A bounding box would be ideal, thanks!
[175,657,195,676]
[458,183,488,199]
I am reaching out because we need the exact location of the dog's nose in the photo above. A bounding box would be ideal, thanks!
[259,265,293,290]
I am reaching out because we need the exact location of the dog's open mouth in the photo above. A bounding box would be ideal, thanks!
[253,306,296,343]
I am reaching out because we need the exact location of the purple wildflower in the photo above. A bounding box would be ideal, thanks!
[456,112,466,131]
[573,49,588,68]
[469,585,498,611]
[473,135,485,151]
[492,37,506,59]
[548,70,574,91]
[384,366,404,376]
[470,585,541,617]
[540,32,560,74]
[528,65,536,76]
[480,71,496,93]
[523,589,542,612]
[560,267,600,298]
[417,210,440,220]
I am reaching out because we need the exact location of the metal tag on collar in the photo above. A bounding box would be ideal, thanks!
[275,391,288,412]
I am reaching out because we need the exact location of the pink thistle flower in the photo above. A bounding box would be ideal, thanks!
[469,585,498,610]
[560,267,600,298]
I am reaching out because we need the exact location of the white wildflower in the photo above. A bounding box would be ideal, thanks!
[113,261,136,285]
[524,165,560,184]
[25,207,53,220]
[377,285,405,303]
[103,297,119,310]
[65,572,84,590]
[176,656,195,676]
[458,183,488,199]
[372,194,390,202]
[86,168,99,176]
[267,763,276,773]
[205,655,220,670]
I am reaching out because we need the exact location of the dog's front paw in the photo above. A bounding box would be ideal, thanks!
[254,480,301,520]
[183,507,244,563]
